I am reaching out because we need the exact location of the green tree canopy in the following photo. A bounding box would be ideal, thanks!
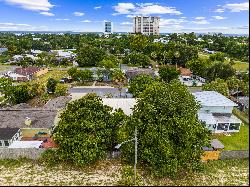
[204,62,236,82]
[158,65,180,83]
[53,94,126,166]
[0,78,31,105]
[186,58,211,77]
[47,78,58,94]
[202,78,229,97]
[77,45,106,67]
[119,81,211,177]
[123,52,151,67]
[209,52,226,62]
[128,74,155,97]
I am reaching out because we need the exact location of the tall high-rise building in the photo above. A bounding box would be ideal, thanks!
[133,16,160,35]
[104,21,113,34]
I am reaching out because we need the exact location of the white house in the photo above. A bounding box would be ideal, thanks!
[0,48,8,54]
[193,91,242,133]
[0,128,21,148]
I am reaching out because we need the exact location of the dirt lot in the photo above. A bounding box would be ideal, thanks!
[0,159,248,186]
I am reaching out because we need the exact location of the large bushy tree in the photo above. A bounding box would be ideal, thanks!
[123,52,151,67]
[158,65,180,83]
[202,78,229,97]
[77,45,106,67]
[119,81,211,177]
[0,77,31,105]
[53,94,126,166]
[204,62,235,81]
[128,74,155,97]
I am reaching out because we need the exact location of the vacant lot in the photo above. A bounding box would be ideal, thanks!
[0,158,248,186]
[33,69,69,84]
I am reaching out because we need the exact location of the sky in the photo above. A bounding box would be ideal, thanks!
[0,0,249,34]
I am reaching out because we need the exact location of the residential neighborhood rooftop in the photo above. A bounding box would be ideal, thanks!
[102,98,137,116]
[0,128,20,140]
[193,91,237,107]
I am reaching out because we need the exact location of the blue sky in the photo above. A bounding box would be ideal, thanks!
[0,0,248,34]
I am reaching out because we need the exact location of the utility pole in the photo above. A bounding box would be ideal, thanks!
[134,126,137,185]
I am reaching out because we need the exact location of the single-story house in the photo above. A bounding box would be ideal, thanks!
[14,67,48,80]
[0,128,21,148]
[193,91,242,133]
[126,68,155,81]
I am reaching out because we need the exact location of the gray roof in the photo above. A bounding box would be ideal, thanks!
[0,109,57,129]
[193,91,237,107]
[0,128,19,140]
[236,97,249,109]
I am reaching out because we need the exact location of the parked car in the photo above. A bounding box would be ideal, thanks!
[59,78,72,83]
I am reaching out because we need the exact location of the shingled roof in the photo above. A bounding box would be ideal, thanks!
[0,128,20,140]
[14,67,40,76]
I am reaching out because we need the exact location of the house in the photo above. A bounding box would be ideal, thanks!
[14,67,48,80]
[193,91,242,133]
[4,71,29,82]
[0,48,8,54]
[30,50,43,56]
[126,68,155,81]
[0,128,21,148]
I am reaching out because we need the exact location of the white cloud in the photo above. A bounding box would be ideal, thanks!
[214,8,225,13]
[160,18,187,26]
[126,14,135,18]
[113,3,135,14]
[81,20,92,23]
[0,22,48,31]
[113,2,182,15]
[40,12,54,16]
[223,2,249,12]
[121,22,133,25]
[212,16,226,20]
[73,12,85,16]
[195,17,205,20]
[55,18,70,21]
[191,19,210,24]
[94,6,102,10]
[3,0,54,11]
[180,16,186,19]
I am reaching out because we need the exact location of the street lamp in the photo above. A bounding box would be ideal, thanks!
[115,126,137,185]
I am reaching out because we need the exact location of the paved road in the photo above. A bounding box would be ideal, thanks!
[69,87,133,98]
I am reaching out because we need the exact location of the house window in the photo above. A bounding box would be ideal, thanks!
[4,140,9,147]
[217,123,229,131]
[229,123,240,131]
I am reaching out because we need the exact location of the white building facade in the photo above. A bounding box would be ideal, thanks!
[133,16,160,35]
[193,91,242,133]
[104,21,113,34]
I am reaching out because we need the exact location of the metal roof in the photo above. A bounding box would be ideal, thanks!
[198,112,241,124]
[193,91,237,107]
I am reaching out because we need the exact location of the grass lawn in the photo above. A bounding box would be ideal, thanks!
[33,69,69,84]
[212,124,249,150]
[232,61,249,72]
